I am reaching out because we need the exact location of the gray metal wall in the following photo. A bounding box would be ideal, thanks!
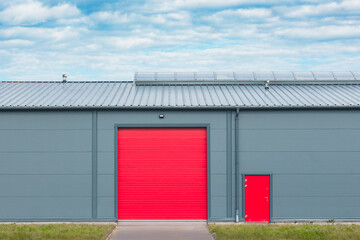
[0,109,359,221]
[0,112,93,220]
[238,110,360,221]
[0,110,230,221]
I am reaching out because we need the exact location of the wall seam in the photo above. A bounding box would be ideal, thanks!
[92,111,98,219]
[226,111,232,218]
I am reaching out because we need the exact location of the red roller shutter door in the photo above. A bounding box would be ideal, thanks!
[117,128,207,220]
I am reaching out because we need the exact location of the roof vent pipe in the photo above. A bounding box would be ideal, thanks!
[62,74,67,83]
[265,80,270,90]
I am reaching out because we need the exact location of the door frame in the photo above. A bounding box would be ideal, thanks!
[241,173,273,223]
[114,124,210,221]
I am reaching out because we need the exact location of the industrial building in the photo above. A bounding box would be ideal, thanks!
[0,71,359,222]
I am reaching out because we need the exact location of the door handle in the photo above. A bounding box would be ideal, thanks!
[264,197,268,202]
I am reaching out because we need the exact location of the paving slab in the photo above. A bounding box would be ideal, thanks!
[110,225,213,240]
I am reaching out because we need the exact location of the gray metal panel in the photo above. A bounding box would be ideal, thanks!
[211,197,227,218]
[97,197,115,218]
[0,111,93,220]
[238,110,360,129]
[0,81,360,109]
[0,197,92,219]
[0,112,92,129]
[98,152,115,174]
[210,129,227,151]
[273,197,360,219]
[0,130,91,152]
[211,174,227,197]
[239,129,360,151]
[0,152,91,174]
[98,130,115,152]
[210,151,227,174]
[0,175,91,197]
[239,110,360,220]
[274,175,360,197]
[98,175,114,197]
[239,152,360,174]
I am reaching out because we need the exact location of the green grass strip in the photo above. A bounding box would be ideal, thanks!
[0,224,115,240]
[208,224,360,240]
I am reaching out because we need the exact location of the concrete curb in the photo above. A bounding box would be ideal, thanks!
[209,221,360,225]
[0,222,117,225]
[106,226,119,240]
[117,221,207,226]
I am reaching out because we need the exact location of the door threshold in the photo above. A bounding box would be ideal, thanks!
[117,220,207,226]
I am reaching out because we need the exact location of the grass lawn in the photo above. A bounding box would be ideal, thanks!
[208,224,360,240]
[0,224,115,240]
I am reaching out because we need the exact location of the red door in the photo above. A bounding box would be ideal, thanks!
[244,175,270,222]
[117,128,207,220]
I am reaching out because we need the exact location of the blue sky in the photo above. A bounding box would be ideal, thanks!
[0,0,359,81]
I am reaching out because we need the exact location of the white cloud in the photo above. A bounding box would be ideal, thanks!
[92,25,223,50]
[0,26,83,41]
[204,8,272,24]
[2,39,360,81]
[149,12,191,26]
[89,11,130,24]
[0,0,360,81]
[164,0,255,9]
[103,36,155,49]
[87,10,192,28]
[276,25,360,39]
[55,16,89,26]
[0,1,80,25]
[229,8,272,18]
[280,0,360,18]
[146,0,324,11]
[0,39,34,47]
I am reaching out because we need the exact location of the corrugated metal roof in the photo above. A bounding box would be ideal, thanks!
[0,80,360,109]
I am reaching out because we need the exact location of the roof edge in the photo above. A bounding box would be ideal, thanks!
[0,105,359,110]
[1,80,360,86]
[0,80,133,84]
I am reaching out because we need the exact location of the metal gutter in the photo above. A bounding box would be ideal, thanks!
[235,108,240,222]
[0,105,360,110]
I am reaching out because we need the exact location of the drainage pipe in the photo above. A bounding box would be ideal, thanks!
[235,108,240,222]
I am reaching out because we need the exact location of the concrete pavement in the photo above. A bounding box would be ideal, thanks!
[110,225,213,240]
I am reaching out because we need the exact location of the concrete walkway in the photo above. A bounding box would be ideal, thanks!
[110,225,213,240]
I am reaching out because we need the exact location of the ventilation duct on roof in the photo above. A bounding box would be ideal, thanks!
[62,74,67,83]
[265,80,270,90]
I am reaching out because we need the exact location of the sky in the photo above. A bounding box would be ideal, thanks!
[0,0,359,81]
